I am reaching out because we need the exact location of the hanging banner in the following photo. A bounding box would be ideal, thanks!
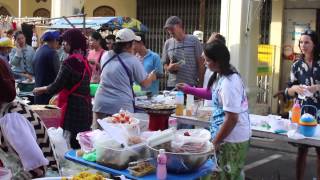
[257,44,275,76]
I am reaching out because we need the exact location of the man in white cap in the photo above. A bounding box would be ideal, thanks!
[162,16,204,90]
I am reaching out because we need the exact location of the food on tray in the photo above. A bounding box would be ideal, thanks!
[128,136,143,145]
[76,149,85,157]
[61,172,104,180]
[184,131,191,136]
[128,161,155,177]
[138,103,176,110]
[107,109,133,124]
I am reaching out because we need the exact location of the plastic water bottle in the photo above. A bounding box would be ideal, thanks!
[31,33,37,48]
[291,100,301,124]
[157,149,167,180]
[175,91,184,116]
[168,118,177,130]
[186,94,194,116]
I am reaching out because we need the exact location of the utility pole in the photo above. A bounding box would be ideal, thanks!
[199,0,206,32]
[18,0,21,18]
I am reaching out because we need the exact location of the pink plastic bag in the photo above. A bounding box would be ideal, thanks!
[0,167,12,180]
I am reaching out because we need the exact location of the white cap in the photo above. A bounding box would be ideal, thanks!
[115,28,141,43]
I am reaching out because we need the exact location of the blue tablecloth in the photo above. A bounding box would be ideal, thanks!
[65,150,214,180]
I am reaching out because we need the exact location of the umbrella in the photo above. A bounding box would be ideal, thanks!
[50,16,148,32]
[100,16,148,32]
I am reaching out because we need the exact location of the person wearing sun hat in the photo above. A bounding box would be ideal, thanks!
[92,28,156,129]
[0,37,14,72]
[33,30,61,104]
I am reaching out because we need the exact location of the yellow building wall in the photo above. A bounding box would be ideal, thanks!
[0,0,19,16]
[84,0,136,17]
[22,0,52,17]
[0,0,51,17]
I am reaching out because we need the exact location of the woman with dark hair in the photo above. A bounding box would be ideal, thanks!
[285,30,320,180]
[92,28,156,129]
[105,34,116,51]
[88,31,106,83]
[9,31,35,81]
[177,42,250,179]
[33,29,92,149]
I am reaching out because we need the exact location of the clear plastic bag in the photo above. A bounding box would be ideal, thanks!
[171,129,211,153]
[47,127,69,161]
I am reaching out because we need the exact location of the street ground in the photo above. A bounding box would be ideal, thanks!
[245,138,318,180]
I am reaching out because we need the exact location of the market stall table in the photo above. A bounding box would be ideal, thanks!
[65,150,214,180]
[172,114,320,147]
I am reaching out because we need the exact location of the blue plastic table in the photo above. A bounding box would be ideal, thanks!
[65,150,214,180]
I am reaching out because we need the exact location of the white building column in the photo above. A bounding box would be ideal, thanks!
[219,0,260,113]
[51,0,84,17]
[269,0,284,113]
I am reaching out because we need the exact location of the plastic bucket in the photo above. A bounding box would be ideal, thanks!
[298,125,317,137]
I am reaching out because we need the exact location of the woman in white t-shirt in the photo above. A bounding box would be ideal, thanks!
[177,42,251,179]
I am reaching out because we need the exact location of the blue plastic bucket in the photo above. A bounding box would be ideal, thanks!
[298,125,317,137]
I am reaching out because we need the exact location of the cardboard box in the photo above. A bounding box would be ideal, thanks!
[30,105,61,128]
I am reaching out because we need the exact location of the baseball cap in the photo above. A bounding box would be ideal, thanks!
[115,28,141,43]
[41,30,60,41]
[164,16,182,29]
[0,37,14,48]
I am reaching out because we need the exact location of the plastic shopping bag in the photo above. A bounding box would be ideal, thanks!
[0,167,12,180]
[47,127,69,160]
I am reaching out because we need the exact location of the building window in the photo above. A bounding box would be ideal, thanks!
[33,8,50,18]
[93,6,115,17]
[260,0,272,44]
[0,7,10,16]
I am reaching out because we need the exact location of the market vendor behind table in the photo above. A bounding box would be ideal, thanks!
[177,42,251,179]
[33,30,61,105]
[9,31,35,81]
[92,28,156,128]
[33,29,92,149]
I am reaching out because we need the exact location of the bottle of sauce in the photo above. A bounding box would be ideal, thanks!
[175,91,184,116]
[157,149,167,180]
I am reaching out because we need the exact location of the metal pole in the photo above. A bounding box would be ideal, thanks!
[18,0,21,18]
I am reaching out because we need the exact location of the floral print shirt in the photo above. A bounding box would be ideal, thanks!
[288,59,320,109]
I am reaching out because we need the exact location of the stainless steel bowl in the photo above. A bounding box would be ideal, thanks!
[147,142,213,174]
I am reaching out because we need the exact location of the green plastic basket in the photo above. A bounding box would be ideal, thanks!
[90,83,99,97]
